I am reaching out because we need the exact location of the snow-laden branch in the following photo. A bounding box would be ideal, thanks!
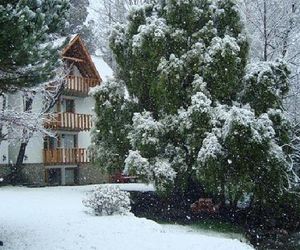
[0,109,54,141]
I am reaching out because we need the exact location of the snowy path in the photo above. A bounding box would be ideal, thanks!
[0,185,253,250]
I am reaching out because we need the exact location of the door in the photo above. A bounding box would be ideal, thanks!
[62,98,75,113]
[65,168,77,185]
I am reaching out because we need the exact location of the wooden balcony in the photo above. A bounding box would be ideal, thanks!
[45,112,93,131]
[65,75,100,96]
[44,148,89,165]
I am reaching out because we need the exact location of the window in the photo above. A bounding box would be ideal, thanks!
[65,99,75,113]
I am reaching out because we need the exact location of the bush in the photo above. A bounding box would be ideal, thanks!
[83,185,131,215]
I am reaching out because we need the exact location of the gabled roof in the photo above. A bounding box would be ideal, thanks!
[62,35,102,82]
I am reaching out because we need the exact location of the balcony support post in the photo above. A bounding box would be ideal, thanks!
[61,167,66,185]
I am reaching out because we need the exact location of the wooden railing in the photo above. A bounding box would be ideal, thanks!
[45,112,93,131]
[44,148,89,164]
[65,76,100,95]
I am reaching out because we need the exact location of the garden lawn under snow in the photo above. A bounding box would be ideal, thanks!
[0,184,253,250]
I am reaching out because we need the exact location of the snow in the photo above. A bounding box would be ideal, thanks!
[128,111,163,147]
[158,54,184,77]
[91,55,114,82]
[152,157,176,182]
[124,150,152,177]
[206,35,240,62]
[124,151,176,188]
[132,16,169,52]
[0,185,254,250]
[222,106,275,143]
[198,132,224,163]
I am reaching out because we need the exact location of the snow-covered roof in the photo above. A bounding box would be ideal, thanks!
[91,55,114,82]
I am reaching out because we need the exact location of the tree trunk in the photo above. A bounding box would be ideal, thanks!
[220,180,226,206]
[282,4,296,58]
[11,77,66,184]
[0,94,7,143]
[10,98,33,184]
[263,0,268,61]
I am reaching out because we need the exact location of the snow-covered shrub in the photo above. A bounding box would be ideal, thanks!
[83,185,131,216]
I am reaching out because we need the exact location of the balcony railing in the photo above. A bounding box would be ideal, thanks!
[44,148,89,165]
[45,112,93,131]
[65,76,100,96]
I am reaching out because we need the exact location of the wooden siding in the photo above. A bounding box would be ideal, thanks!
[44,148,89,164]
[65,76,100,96]
[45,112,93,131]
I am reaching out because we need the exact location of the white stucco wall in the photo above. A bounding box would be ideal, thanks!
[73,65,82,77]
[78,131,91,150]
[75,96,95,115]
[0,92,45,165]
[0,140,9,165]
[60,95,94,114]
[7,92,23,111]
[31,93,44,113]
[24,133,44,164]
[0,95,8,164]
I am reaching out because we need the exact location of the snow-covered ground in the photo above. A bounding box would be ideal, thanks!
[0,185,253,250]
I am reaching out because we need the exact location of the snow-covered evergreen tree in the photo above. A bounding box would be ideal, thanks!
[0,0,69,92]
[92,0,298,208]
[90,79,137,174]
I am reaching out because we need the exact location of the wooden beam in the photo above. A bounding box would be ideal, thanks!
[62,56,84,62]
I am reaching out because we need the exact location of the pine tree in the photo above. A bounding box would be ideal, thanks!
[93,0,297,210]
[0,0,69,93]
[90,79,137,174]
[0,0,69,184]
[64,0,96,53]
